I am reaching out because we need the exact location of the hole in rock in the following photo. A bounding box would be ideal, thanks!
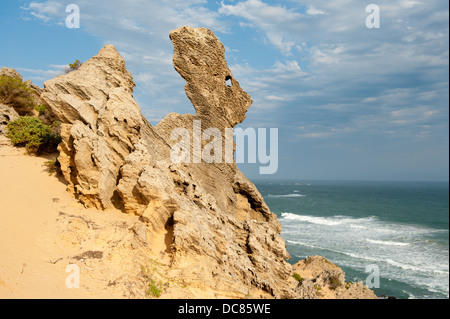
[111,190,125,212]
[225,75,232,87]
[164,215,174,254]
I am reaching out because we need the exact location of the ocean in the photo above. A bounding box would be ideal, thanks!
[254,180,449,299]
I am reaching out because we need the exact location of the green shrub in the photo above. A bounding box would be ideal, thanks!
[328,275,342,290]
[35,104,47,116]
[293,272,304,283]
[6,116,61,154]
[146,278,163,298]
[0,75,35,115]
[65,60,83,73]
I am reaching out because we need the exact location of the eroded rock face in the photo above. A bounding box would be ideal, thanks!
[40,27,293,298]
[291,256,378,299]
[42,45,145,209]
[0,104,19,136]
[39,27,376,299]
[169,27,252,129]
[0,67,23,82]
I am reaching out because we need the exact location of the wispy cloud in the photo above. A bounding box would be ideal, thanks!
[16,65,65,82]
[17,0,449,180]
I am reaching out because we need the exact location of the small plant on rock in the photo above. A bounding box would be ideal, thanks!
[34,104,47,116]
[328,275,342,290]
[293,272,304,283]
[146,278,163,298]
[65,60,83,73]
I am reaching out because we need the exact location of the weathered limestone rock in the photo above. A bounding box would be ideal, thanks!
[0,104,19,136]
[23,79,44,110]
[291,256,378,299]
[39,27,294,298]
[169,27,252,129]
[0,67,23,82]
[42,45,145,209]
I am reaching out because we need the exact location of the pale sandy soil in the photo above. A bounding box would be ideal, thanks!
[0,136,149,298]
[0,136,106,298]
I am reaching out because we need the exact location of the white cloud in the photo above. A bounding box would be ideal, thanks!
[266,95,284,101]
[22,0,230,118]
[22,1,65,24]
[119,18,153,35]
[311,49,337,65]
[219,0,305,54]
[20,0,449,158]
[306,7,325,15]
[273,60,304,74]
[390,106,440,125]
[16,66,65,82]
[363,97,378,103]
[28,1,64,16]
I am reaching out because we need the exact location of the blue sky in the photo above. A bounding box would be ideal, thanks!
[1,0,448,182]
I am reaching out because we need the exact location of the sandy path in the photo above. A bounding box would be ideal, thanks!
[0,137,97,298]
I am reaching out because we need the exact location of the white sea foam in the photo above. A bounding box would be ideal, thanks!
[286,240,318,249]
[384,259,427,272]
[281,212,375,226]
[279,210,449,298]
[292,241,446,277]
[366,239,410,247]
[268,194,306,198]
[281,213,343,225]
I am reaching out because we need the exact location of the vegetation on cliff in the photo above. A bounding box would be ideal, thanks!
[0,75,35,116]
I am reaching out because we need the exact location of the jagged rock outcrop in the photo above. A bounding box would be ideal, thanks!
[0,104,19,136]
[291,256,378,299]
[40,27,293,298]
[38,26,377,299]
[0,67,23,82]
[41,45,145,209]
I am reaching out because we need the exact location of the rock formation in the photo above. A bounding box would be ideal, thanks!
[0,104,19,136]
[12,26,377,299]
[291,256,377,299]
[40,26,292,298]
[0,67,44,118]
[0,67,23,82]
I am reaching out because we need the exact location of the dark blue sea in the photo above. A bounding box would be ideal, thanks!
[254,180,449,299]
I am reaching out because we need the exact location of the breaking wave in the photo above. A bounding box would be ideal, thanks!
[267,194,306,198]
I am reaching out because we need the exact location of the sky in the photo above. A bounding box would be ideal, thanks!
[0,0,448,182]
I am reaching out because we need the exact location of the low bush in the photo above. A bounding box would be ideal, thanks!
[35,104,47,116]
[6,116,61,154]
[293,272,304,283]
[0,75,35,115]
[328,275,342,290]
